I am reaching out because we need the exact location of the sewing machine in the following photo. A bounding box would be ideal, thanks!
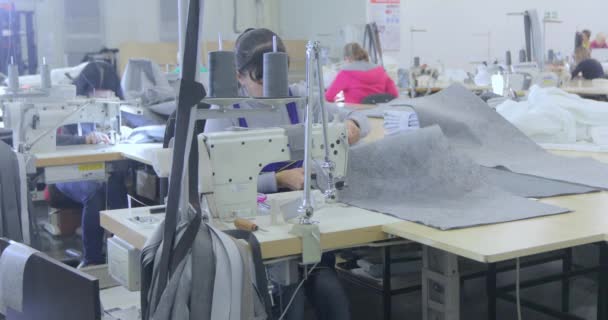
[198,121,348,220]
[3,95,121,153]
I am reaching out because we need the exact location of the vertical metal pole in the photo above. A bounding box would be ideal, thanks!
[298,41,315,222]
[383,246,392,320]
[486,263,497,320]
[598,242,608,320]
[313,42,337,202]
[562,248,572,313]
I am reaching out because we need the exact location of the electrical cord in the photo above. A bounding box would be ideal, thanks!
[278,262,319,320]
[516,257,522,320]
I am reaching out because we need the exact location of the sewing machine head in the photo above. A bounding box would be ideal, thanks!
[198,122,348,220]
[3,96,121,153]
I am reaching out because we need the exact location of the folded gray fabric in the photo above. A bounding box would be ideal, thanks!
[339,127,568,230]
[481,167,598,198]
[403,85,608,189]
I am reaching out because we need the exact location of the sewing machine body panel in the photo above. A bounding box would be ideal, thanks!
[197,123,348,220]
[201,128,290,219]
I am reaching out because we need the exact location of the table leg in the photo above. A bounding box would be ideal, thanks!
[382,246,392,320]
[421,246,460,320]
[599,242,608,320]
[562,248,572,313]
[486,263,497,320]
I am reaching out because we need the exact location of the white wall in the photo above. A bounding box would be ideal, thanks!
[279,0,367,58]
[401,0,608,70]
[279,0,366,38]
[34,0,66,67]
[104,0,162,48]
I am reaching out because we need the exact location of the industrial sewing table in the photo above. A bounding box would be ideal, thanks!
[32,142,163,195]
[101,190,608,320]
[96,111,608,320]
[560,80,608,98]
[34,143,162,169]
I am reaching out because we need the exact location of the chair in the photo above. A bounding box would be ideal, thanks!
[361,93,396,105]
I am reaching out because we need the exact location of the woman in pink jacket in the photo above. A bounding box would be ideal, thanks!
[325,42,399,103]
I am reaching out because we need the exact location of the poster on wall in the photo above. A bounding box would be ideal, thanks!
[368,0,401,51]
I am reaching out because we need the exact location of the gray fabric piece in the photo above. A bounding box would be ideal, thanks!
[0,242,37,313]
[171,255,192,320]
[150,256,188,320]
[148,100,177,116]
[210,229,231,320]
[0,142,23,241]
[356,97,599,198]
[403,85,608,189]
[212,226,243,320]
[235,239,255,320]
[189,223,215,320]
[121,59,176,106]
[482,167,598,198]
[339,126,568,230]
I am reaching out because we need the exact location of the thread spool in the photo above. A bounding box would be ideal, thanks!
[413,56,421,67]
[41,57,51,89]
[208,51,238,98]
[518,49,527,63]
[505,51,512,66]
[8,58,19,92]
[234,218,259,232]
[263,36,289,98]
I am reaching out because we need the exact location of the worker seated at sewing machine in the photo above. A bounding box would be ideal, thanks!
[325,42,398,104]
[14,54,170,131]
[572,32,606,80]
[204,28,368,320]
[49,63,130,269]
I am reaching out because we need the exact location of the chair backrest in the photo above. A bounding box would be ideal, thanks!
[0,239,101,320]
[0,141,23,241]
[361,93,395,104]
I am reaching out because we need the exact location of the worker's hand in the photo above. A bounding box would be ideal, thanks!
[346,120,361,145]
[276,168,305,190]
[85,132,110,144]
